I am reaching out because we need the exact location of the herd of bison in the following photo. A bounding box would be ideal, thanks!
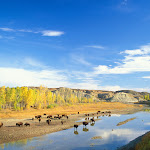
[0,111,111,131]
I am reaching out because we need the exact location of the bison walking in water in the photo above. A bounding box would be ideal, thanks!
[83,122,88,127]
[24,123,30,126]
[16,122,23,127]
[90,118,95,123]
[74,124,78,129]
[0,122,3,128]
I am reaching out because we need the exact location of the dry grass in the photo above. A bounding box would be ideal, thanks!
[0,102,142,119]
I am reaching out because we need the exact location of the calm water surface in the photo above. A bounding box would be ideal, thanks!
[1,111,150,150]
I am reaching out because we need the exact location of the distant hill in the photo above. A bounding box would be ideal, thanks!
[28,87,149,103]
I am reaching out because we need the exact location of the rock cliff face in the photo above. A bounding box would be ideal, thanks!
[29,87,148,103]
[109,92,139,103]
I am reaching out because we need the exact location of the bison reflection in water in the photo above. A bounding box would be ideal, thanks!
[74,131,79,135]
[83,127,89,132]
[90,123,95,126]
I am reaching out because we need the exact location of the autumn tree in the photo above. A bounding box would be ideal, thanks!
[0,86,6,109]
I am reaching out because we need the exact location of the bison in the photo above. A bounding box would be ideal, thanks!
[74,124,78,129]
[47,115,52,118]
[0,122,3,128]
[90,118,95,123]
[24,123,30,126]
[35,115,41,119]
[83,122,88,127]
[61,121,64,125]
[78,112,79,114]
[46,119,51,125]
[16,122,23,127]
[39,118,41,123]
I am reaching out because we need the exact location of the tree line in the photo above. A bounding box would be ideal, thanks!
[0,86,94,110]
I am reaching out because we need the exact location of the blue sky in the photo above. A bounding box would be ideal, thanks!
[0,0,150,92]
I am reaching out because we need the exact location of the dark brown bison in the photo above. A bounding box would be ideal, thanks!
[24,123,30,126]
[16,122,23,127]
[74,124,78,129]
[37,115,41,118]
[66,116,68,119]
[78,112,79,114]
[35,115,41,119]
[43,113,46,115]
[83,122,88,127]
[0,122,3,128]
[90,118,95,123]
[62,114,66,117]
[39,118,41,123]
[98,111,101,113]
[47,115,52,118]
[58,116,62,119]
[61,121,64,125]
[46,119,51,125]
[54,116,58,119]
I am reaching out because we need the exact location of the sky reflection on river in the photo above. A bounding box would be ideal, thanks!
[1,112,150,150]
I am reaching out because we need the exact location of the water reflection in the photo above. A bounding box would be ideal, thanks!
[74,131,79,135]
[83,127,89,132]
[90,123,95,126]
[1,112,150,150]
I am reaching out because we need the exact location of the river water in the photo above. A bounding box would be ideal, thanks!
[1,111,150,150]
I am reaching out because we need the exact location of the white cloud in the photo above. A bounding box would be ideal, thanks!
[0,27,65,37]
[91,128,147,147]
[0,67,68,87]
[24,57,46,68]
[71,55,92,66]
[18,29,33,33]
[142,76,150,79]
[94,44,150,74]
[0,27,14,31]
[121,44,150,56]
[41,30,64,36]
[86,45,105,49]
